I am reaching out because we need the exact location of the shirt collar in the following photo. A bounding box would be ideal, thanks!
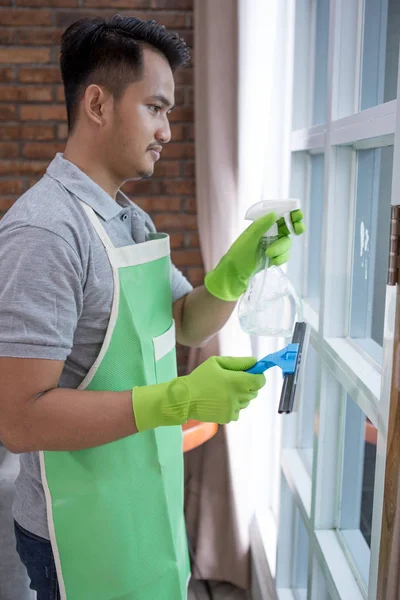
[46,153,125,222]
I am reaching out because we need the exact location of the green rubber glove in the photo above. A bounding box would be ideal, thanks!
[204,210,305,301]
[132,356,266,431]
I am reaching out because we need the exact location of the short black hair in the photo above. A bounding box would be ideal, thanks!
[60,14,190,130]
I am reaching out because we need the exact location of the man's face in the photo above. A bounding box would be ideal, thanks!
[106,47,175,181]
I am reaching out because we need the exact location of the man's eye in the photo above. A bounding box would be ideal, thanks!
[148,105,162,114]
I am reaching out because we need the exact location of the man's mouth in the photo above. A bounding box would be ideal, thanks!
[148,145,162,161]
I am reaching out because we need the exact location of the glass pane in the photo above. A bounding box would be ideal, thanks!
[292,0,312,130]
[350,146,393,363]
[360,0,400,110]
[297,344,318,475]
[306,154,324,308]
[311,557,332,600]
[339,394,377,584]
[292,508,309,600]
[312,0,330,125]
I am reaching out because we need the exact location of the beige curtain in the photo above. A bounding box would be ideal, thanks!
[184,0,253,590]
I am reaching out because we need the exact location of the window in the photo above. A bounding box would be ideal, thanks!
[297,343,319,474]
[293,508,310,600]
[311,558,332,600]
[306,154,325,310]
[360,0,400,110]
[275,0,400,598]
[312,0,330,125]
[350,146,393,363]
[338,394,377,585]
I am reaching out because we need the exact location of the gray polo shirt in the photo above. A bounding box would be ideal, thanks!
[0,153,193,540]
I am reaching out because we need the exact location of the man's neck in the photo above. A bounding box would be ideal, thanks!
[63,138,120,200]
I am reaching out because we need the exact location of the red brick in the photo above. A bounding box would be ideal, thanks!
[54,10,104,27]
[186,267,205,286]
[0,160,48,176]
[168,106,193,122]
[56,86,65,103]
[122,179,161,195]
[174,87,185,106]
[19,66,61,83]
[137,196,181,213]
[0,29,14,44]
[171,249,202,267]
[0,0,13,5]
[186,87,194,106]
[16,0,77,6]
[73,7,187,28]
[170,232,185,249]
[188,124,194,140]
[182,161,195,177]
[22,124,56,140]
[144,11,187,28]
[28,177,41,187]
[148,11,187,28]
[2,124,56,140]
[0,125,20,140]
[17,28,63,45]
[0,9,51,26]
[177,30,192,48]
[0,142,19,158]
[153,213,198,230]
[174,68,193,85]
[0,67,12,82]
[153,160,180,177]
[82,0,153,6]
[170,124,185,141]
[183,197,196,212]
[57,123,69,139]
[185,231,199,247]
[0,179,23,194]
[185,12,193,28]
[0,104,16,119]
[150,0,193,8]
[22,142,65,159]
[0,85,52,102]
[81,0,194,7]
[160,180,195,195]
[20,104,67,121]
[0,197,16,211]
[0,48,51,64]
[163,142,194,159]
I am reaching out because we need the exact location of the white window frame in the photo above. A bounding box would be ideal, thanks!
[274,0,400,599]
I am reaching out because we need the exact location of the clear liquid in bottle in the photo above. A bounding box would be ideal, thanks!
[238,235,301,338]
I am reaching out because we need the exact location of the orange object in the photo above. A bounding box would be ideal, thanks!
[365,420,378,445]
[182,420,218,453]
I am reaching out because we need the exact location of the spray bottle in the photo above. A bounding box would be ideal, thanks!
[238,199,302,338]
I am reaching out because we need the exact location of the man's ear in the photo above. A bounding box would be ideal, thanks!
[83,84,113,127]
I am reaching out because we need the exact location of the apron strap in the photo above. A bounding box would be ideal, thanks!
[79,201,115,250]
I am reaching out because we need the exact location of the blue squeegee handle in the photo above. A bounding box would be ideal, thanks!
[245,343,300,375]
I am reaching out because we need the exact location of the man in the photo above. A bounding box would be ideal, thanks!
[0,15,304,600]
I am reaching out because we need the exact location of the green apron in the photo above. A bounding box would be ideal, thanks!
[39,201,190,599]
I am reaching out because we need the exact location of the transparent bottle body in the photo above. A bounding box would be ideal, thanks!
[238,235,301,338]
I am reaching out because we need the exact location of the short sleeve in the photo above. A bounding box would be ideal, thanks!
[170,264,193,303]
[0,226,84,360]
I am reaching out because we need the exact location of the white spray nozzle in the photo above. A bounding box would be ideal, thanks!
[245,199,301,235]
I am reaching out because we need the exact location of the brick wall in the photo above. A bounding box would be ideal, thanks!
[0,0,203,374]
